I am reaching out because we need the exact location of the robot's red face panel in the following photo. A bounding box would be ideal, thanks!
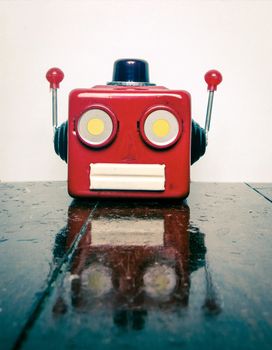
[68,86,191,198]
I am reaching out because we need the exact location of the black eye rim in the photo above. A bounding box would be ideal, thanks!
[139,106,182,149]
[76,106,118,148]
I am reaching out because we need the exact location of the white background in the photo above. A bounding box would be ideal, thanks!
[1,0,272,183]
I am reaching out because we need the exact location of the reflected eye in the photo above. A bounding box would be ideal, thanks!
[81,263,113,297]
[143,264,177,300]
[77,108,117,148]
[140,108,181,148]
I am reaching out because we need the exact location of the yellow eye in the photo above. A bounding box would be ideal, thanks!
[143,109,180,148]
[152,119,170,138]
[81,263,113,297]
[77,108,117,148]
[87,118,105,136]
[143,264,177,300]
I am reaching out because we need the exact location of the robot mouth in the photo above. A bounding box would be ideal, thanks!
[89,163,165,191]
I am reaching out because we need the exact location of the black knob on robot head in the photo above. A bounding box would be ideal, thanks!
[111,59,151,84]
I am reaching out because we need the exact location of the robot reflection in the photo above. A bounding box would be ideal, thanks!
[52,201,221,330]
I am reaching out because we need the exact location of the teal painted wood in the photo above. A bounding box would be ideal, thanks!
[0,183,272,350]
[0,182,72,350]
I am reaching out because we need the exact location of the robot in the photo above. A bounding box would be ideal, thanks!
[46,59,222,199]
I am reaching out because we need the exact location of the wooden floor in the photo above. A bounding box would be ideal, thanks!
[0,182,271,350]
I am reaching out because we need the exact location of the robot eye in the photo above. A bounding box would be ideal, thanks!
[140,108,181,149]
[77,108,118,148]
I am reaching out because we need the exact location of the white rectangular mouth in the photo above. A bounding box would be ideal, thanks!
[90,163,165,191]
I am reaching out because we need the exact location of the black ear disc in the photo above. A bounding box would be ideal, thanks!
[191,121,206,165]
[54,121,68,162]
[54,120,206,165]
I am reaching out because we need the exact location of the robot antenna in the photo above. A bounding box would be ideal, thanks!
[46,68,64,131]
[204,70,222,141]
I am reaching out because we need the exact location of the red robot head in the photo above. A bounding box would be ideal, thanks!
[46,59,222,199]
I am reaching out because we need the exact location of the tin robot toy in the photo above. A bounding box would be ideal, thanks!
[46,59,222,199]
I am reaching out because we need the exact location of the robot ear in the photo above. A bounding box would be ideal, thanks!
[54,121,68,162]
[191,121,206,165]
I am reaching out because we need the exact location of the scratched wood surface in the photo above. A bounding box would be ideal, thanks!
[0,182,271,350]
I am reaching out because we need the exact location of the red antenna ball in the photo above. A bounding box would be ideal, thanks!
[46,68,64,89]
[205,70,222,92]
